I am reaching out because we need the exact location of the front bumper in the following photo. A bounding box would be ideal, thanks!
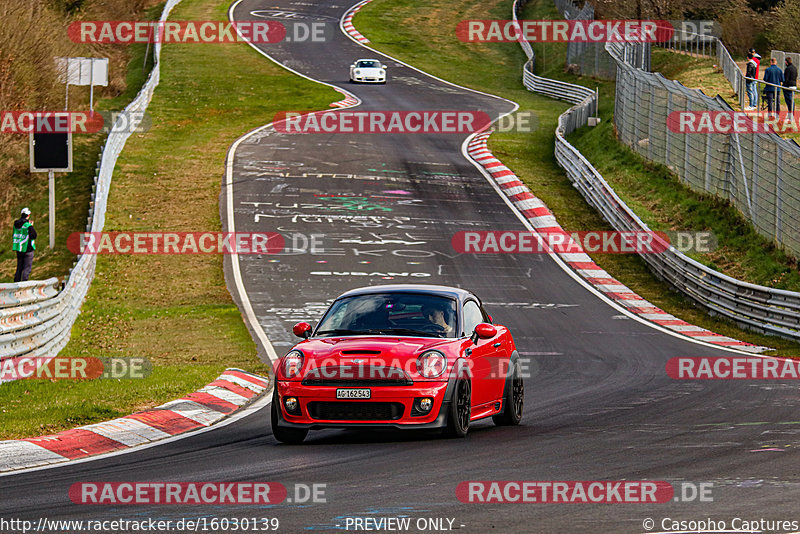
[274,379,452,431]
[351,75,386,83]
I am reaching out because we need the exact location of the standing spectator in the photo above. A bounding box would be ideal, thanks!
[753,50,761,78]
[12,207,36,282]
[745,51,758,109]
[749,49,762,77]
[763,57,784,114]
[784,57,797,114]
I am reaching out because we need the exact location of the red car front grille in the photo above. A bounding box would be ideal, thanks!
[307,401,404,421]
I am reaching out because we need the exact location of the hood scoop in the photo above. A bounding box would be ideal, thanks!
[340,349,382,355]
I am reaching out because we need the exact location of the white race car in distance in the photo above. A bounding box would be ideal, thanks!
[349,59,387,84]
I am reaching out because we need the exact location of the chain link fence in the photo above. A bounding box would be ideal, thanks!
[610,43,800,257]
[550,0,800,258]
[557,0,620,79]
[511,0,800,341]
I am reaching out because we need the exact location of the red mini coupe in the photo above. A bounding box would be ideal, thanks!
[271,285,524,443]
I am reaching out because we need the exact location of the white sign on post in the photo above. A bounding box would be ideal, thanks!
[55,57,109,110]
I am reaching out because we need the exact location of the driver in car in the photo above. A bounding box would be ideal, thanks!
[422,304,454,335]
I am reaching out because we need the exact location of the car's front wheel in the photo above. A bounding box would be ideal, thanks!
[271,389,308,444]
[444,375,471,438]
[493,359,524,426]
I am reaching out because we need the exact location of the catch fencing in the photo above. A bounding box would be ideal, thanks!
[556,0,619,79]
[0,0,185,380]
[513,0,800,341]
[611,47,800,258]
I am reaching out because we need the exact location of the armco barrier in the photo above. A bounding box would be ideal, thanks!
[0,278,59,309]
[513,0,800,342]
[0,0,185,380]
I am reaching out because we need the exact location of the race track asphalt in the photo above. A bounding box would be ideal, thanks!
[2,1,798,532]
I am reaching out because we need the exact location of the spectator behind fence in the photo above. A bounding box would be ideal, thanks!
[745,50,758,109]
[12,207,36,282]
[784,57,797,113]
[763,57,784,114]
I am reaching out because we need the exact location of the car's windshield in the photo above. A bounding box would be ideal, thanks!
[316,293,458,338]
[357,60,380,68]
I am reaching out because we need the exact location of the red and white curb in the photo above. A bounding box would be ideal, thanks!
[330,87,360,108]
[341,0,372,44]
[0,369,269,473]
[467,132,769,353]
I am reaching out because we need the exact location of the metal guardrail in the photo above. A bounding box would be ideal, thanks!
[0,0,185,378]
[513,0,800,342]
[717,41,741,94]
[0,278,59,309]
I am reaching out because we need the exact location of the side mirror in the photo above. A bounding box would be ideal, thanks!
[487,314,493,323]
[381,64,388,69]
[293,322,312,339]
[471,323,497,344]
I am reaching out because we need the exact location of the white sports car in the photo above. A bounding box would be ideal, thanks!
[349,59,387,84]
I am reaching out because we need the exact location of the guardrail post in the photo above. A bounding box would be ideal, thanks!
[648,85,655,159]
[665,92,672,164]
[753,136,759,222]
[776,144,783,242]
[739,74,746,110]
[683,117,691,182]
[756,79,761,110]
[704,131,712,191]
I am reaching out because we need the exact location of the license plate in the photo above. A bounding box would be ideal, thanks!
[336,388,371,399]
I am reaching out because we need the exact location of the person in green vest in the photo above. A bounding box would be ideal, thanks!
[12,207,37,282]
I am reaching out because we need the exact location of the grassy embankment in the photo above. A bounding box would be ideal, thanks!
[0,0,338,439]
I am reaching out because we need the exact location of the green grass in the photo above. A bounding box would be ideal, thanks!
[356,0,800,356]
[651,48,738,108]
[0,365,222,438]
[0,0,338,439]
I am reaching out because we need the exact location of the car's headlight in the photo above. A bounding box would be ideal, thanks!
[283,350,304,378]
[417,350,446,378]
[355,70,362,75]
